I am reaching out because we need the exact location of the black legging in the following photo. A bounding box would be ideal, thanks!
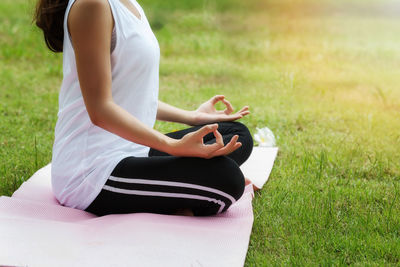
[84,121,253,217]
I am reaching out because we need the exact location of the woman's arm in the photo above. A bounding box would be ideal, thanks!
[157,96,250,126]
[68,0,241,158]
[156,100,194,125]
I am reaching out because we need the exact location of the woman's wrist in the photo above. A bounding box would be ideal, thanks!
[161,136,180,155]
[185,110,199,126]
[169,109,199,126]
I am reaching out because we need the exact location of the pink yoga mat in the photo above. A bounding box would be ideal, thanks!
[0,147,278,267]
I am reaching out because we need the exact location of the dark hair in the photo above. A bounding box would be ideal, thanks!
[34,0,69,53]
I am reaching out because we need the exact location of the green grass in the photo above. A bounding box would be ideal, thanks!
[1,0,400,265]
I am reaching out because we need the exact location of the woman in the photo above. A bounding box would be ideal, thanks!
[34,0,253,217]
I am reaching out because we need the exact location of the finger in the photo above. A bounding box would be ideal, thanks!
[226,134,240,150]
[213,140,242,157]
[203,141,224,158]
[211,95,225,105]
[234,106,250,117]
[240,111,251,117]
[237,110,250,117]
[218,105,248,115]
[204,141,224,152]
[218,113,243,122]
[237,106,249,113]
[221,98,234,114]
[202,129,223,156]
[212,135,240,156]
[194,124,218,139]
[216,111,249,117]
[232,142,242,151]
[213,129,224,146]
[225,140,242,154]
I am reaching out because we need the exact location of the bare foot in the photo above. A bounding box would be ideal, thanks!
[245,177,260,192]
[173,208,194,216]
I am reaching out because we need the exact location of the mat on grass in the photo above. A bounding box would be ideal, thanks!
[0,147,278,267]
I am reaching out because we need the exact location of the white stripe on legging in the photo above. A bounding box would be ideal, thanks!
[108,175,237,204]
[102,185,226,214]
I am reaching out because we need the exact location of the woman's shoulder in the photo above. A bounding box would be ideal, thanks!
[69,0,112,25]
[71,0,110,11]
[68,0,113,40]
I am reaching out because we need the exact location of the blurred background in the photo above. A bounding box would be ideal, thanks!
[1,0,399,265]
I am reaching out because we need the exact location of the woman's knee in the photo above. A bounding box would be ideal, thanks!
[192,157,245,216]
[231,121,253,144]
[219,121,254,165]
[212,156,245,201]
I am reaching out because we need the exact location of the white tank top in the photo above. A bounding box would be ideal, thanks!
[51,0,160,210]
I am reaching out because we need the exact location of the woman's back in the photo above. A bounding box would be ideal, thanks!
[51,0,160,210]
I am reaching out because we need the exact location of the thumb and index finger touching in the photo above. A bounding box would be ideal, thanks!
[189,124,223,155]
[212,95,249,117]
[195,123,218,139]
[210,95,234,114]
[193,123,242,157]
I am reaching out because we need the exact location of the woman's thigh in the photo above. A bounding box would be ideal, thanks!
[85,155,245,217]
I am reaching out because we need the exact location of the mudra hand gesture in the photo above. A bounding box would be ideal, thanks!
[170,95,250,158]
[192,95,250,125]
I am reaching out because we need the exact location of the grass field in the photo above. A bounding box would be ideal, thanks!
[1,0,400,265]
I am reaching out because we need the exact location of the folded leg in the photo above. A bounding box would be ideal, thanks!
[85,155,245,217]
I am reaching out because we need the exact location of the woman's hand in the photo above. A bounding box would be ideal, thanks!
[191,95,250,125]
[167,124,242,159]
